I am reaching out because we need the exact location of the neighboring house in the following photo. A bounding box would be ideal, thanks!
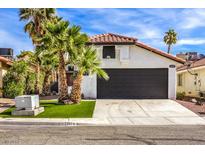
[66,33,184,99]
[176,53,187,60]
[0,48,14,60]
[176,52,205,61]
[0,56,12,97]
[177,58,205,97]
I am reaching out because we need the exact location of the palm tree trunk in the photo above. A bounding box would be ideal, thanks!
[58,51,69,102]
[167,44,171,54]
[42,70,51,96]
[34,64,40,94]
[70,73,83,103]
[51,70,55,83]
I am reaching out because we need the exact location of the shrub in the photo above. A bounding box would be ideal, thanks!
[25,72,36,95]
[3,61,30,98]
[177,92,186,100]
[3,82,25,98]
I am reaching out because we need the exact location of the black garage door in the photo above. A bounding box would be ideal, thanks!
[97,68,168,99]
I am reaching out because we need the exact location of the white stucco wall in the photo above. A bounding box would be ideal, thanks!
[80,45,182,99]
[177,68,205,97]
[81,74,96,98]
[168,67,176,99]
[67,75,97,99]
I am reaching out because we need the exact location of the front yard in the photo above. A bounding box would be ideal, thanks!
[0,99,96,118]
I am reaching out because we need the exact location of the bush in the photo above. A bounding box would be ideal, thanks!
[177,92,186,100]
[3,82,24,98]
[25,72,36,95]
[3,61,30,98]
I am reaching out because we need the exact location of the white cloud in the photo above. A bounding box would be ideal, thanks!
[73,9,163,40]
[179,9,205,29]
[178,38,205,45]
[124,30,161,41]
[124,22,162,39]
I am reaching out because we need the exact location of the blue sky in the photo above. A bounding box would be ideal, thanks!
[1,8,205,56]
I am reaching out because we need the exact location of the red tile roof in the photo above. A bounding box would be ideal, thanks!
[0,56,12,66]
[177,58,205,71]
[89,33,137,44]
[89,33,185,64]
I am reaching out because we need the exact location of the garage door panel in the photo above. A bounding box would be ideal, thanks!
[97,68,168,99]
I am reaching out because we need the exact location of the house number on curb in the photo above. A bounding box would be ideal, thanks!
[169,65,176,68]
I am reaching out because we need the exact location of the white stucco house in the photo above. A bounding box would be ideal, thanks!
[0,56,12,97]
[177,58,205,97]
[66,33,185,99]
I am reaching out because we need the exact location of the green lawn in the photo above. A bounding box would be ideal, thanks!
[0,99,96,118]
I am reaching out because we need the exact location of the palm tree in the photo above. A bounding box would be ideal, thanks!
[164,29,178,54]
[19,8,56,94]
[40,52,59,95]
[65,25,88,68]
[66,25,88,55]
[19,8,56,44]
[40,18,70,102]
[70,47,109,103]
[39,17,89,102]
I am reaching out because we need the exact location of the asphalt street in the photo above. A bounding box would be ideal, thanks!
[1,124,205,145]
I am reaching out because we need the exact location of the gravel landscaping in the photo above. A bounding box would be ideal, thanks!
[176,100,205,116]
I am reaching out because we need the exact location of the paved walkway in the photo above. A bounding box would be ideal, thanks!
[0,98,15,113]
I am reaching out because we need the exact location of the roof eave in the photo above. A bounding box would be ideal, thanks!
[135,43,185,64]
[177,64,205,72]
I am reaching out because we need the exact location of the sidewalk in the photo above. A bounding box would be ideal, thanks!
[1,116,205,126]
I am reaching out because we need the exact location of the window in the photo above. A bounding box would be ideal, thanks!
[103,46,115,59]
[178,74,183,86]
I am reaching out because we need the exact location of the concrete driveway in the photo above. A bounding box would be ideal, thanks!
[93,99,205,125]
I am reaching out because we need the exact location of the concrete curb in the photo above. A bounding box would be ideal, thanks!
[0,121,85,126]
[0,118,107,126]
[1,117,205,126]
[0,119,93,126]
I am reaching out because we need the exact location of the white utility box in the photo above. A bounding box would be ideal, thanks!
[12,95,44,116]
[15,95,39,110]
